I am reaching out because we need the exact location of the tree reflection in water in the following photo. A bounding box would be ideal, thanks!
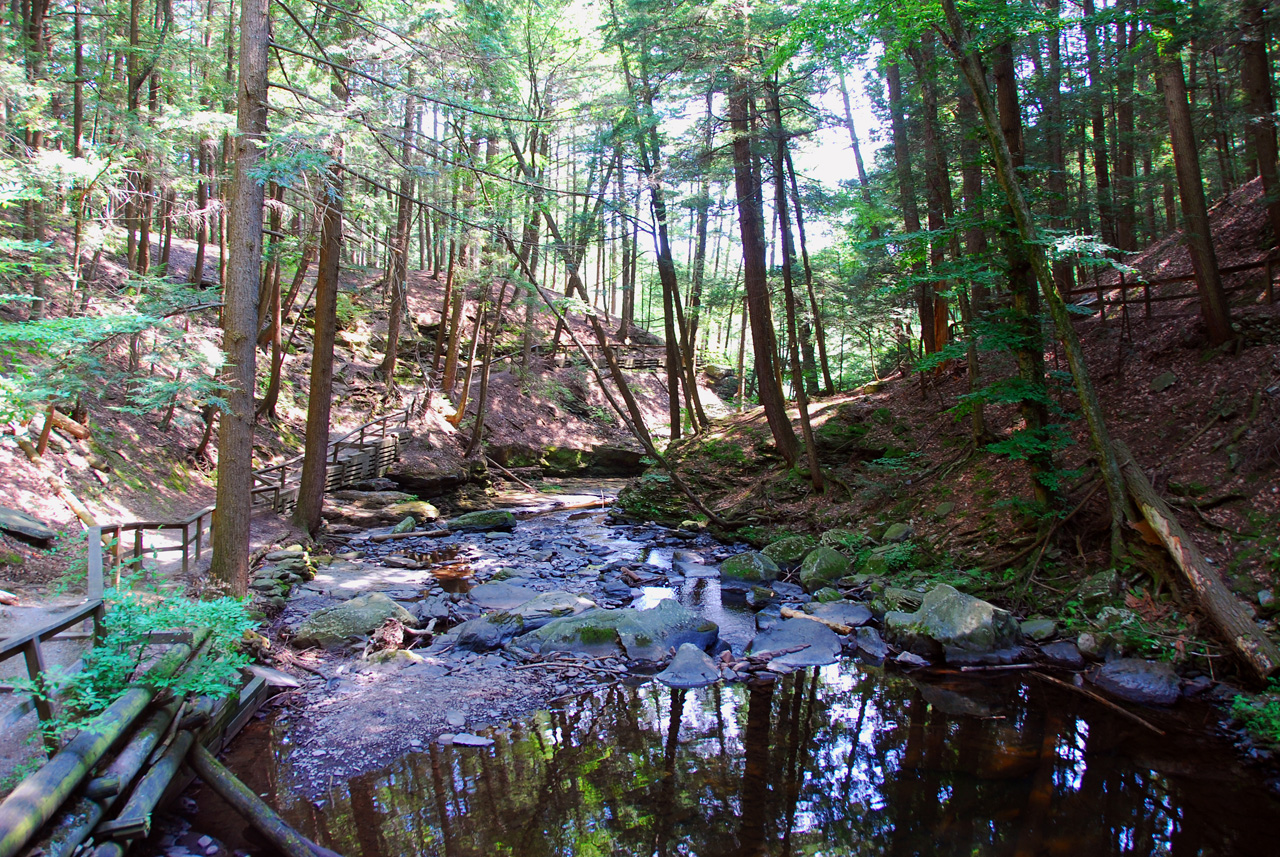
[214,663,1278,856]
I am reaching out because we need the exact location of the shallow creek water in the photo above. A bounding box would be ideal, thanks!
[182,483,1279,856]
[199,664,1276,856]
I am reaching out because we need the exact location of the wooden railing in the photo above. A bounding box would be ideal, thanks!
[0,527,107,745]
[1066,256,1278,321]
[0,398,418,741]
[250,397,416,512]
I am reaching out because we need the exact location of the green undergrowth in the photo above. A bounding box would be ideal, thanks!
[17,587,254,746]
[1232,681,1280,749]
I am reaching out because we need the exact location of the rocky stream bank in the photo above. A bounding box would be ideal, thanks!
[228,476,1249,801]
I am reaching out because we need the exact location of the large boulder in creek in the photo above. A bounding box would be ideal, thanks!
[515,599,718,661]
[1089,658,1181,706]
[656,643,721,689]
[761,535,818,567]
[746,617,843,669]
[454,592,597,652]
[448,509,517,532]
[798,547,852,593]
[884,584,1021,664]
[720,551,780,584]
[292,592,416,649]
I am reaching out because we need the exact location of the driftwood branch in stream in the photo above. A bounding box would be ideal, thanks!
[1115,440,1280,683]
[780,607,852,635]
[188,743,346,857]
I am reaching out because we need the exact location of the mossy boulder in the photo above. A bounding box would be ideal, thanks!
[292,593,416,650]
[1079,569,1120,609]
[386,500,440,522]
[798,547,851,592]
[448,509,517,532]
[761,535,818,566]
[819,529,865,552]
[720,551,780,583]
[884,584,1020,664]
[515,599,718,661]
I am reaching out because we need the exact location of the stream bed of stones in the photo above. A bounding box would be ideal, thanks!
[143,482,1280,856]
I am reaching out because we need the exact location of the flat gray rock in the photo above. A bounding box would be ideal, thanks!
[672,560,719,579]
[1041,640,1084,669]
[468,582,537,611]
[0,506,56,543]
[1090,658,1180,706]
[452,733,495,747]
[291,592,416,650]
[656,643,721,689]
[854,626,889,660]
[747,618,841,668]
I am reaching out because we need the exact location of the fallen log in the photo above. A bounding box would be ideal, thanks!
[50,408,91,440]
[369,528,450,543]
[1115,440,1280,683]
[780,606,852,635]
[189,743,345,857]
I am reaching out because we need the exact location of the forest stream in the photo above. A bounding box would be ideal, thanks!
[142,481,1280,857]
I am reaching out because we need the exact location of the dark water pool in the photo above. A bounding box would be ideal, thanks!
[190,661,1277,856]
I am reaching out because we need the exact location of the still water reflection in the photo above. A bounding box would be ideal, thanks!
[215,662,1277,856]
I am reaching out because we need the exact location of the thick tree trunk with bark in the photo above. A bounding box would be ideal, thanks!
[210,0,268,595]
[994,40,1054,507]
[768,82,823,490]
[1083,0,1117,248]
[1161,53,1234,345]
[729,72,798,465]
[885,58,934,355]
[292,148,345,536]
[1241,1,1280,243]
[381,90,417,385]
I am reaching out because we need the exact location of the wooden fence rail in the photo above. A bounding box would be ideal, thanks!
[0,399,417,743]
[1066,256,1277,321]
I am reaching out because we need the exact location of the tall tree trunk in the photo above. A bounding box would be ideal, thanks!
[1115,1,1138,253]
[1082,0,1117,248]
[210,0,268,595]
[293,130,347,535]
[1044,0,1074,292]
[729,70,799,465]
[957,89,989,444]
[1160,52,1234,345]
[995,38,1055,508]
[464,282,510,458]
[885,57,934,354]
[380,89,417,385]
[909,34,952,357]
[836,69,882,241]
[1242,0,1280,243]
[940,0,1134,559]
[783,148,834,394]
[768,80,822,490]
